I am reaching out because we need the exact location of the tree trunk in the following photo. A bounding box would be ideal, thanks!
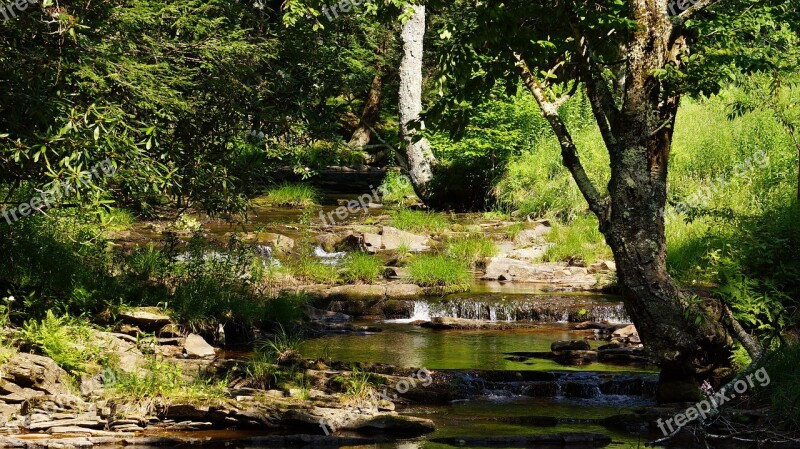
[349,70,383,148]
[397,4,437,201]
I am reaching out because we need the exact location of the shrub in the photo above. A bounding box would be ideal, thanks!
[18,311,111,375]
[260,183,318,207]
[390,209,450,234]
[445,236,498,267]
[408,254,471,290]
[342,252,383,283]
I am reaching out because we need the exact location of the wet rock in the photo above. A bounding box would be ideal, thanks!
[597,347,648,364]
[550,340,591,351]
[553,350,597,366]
[118,307,172,328]
[253,232,295,253]
[183,333,216,359]
[610,324,640,345]
[304,306,352,323]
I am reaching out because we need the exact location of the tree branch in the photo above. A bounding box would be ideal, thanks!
[563,0,620,151]
[671,0,728,26]
[512,51,609,223]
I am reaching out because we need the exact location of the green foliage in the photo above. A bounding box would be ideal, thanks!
[255,326,304,366]
[390,209,450,234]
[444,236,498,267]
[108,358,227,402]
[342,252,383,284]
[260,184,319,208]
[290,250,340,284]
[541,215,611,266]
[245,351,278,390]
[264,292,310,325]
[407,254,471,290]
[335,366,377,402]
[761,343,800,427]
[17,311,111,375]
[378,169,418,207]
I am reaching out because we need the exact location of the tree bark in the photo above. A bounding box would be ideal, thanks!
[349,70,383,149]
[397,4,437,201]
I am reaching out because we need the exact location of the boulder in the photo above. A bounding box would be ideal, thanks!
[362,233,383,253]
[610,324,640,344]
[303,306,352,323]
[118,308,172,328]
[380,227,429,252]
[0,353,71,397]
[513,224,552,245]
[183,334,216,359]
[254,232,295,253]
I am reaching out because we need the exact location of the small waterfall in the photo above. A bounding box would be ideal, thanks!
[313,246,346,266]
[384,301,430,324]
[404,296,630,324]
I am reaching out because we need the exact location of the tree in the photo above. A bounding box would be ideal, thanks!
[422,0,798,396]
[397,4,438,203]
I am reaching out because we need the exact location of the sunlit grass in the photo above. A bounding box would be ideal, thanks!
[261,183,319,207]
[540,215,611,265]
[390,209,450,234]
[408,254,471,290]
[445,236,498,267]
[342,252,383,283]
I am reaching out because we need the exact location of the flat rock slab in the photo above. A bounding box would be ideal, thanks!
[118,308,172,327]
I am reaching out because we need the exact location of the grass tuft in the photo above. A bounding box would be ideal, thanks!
[261,184,319,208]
[445,236,498,267]
[342,252,383,283]
[541,215,612,265]
[408,254,471,289]
[390,209,450,234]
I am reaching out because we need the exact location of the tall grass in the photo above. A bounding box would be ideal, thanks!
[390,209,450,233]
[445,236,498,267]
[541,215,611,265]
[261,183,319,207]
[408,254,471,290]
[342,252,384,283]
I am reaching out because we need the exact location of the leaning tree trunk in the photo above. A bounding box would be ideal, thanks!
[397,4,437,201]
[349,70,383,149]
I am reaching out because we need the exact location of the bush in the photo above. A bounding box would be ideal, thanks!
[760,343,800,427]
[445,236,498,267]
[342,252,383,283]
[408,254,471,290]
[17,311,112,375]
[260,183,318,207]
[390,209,450,234]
